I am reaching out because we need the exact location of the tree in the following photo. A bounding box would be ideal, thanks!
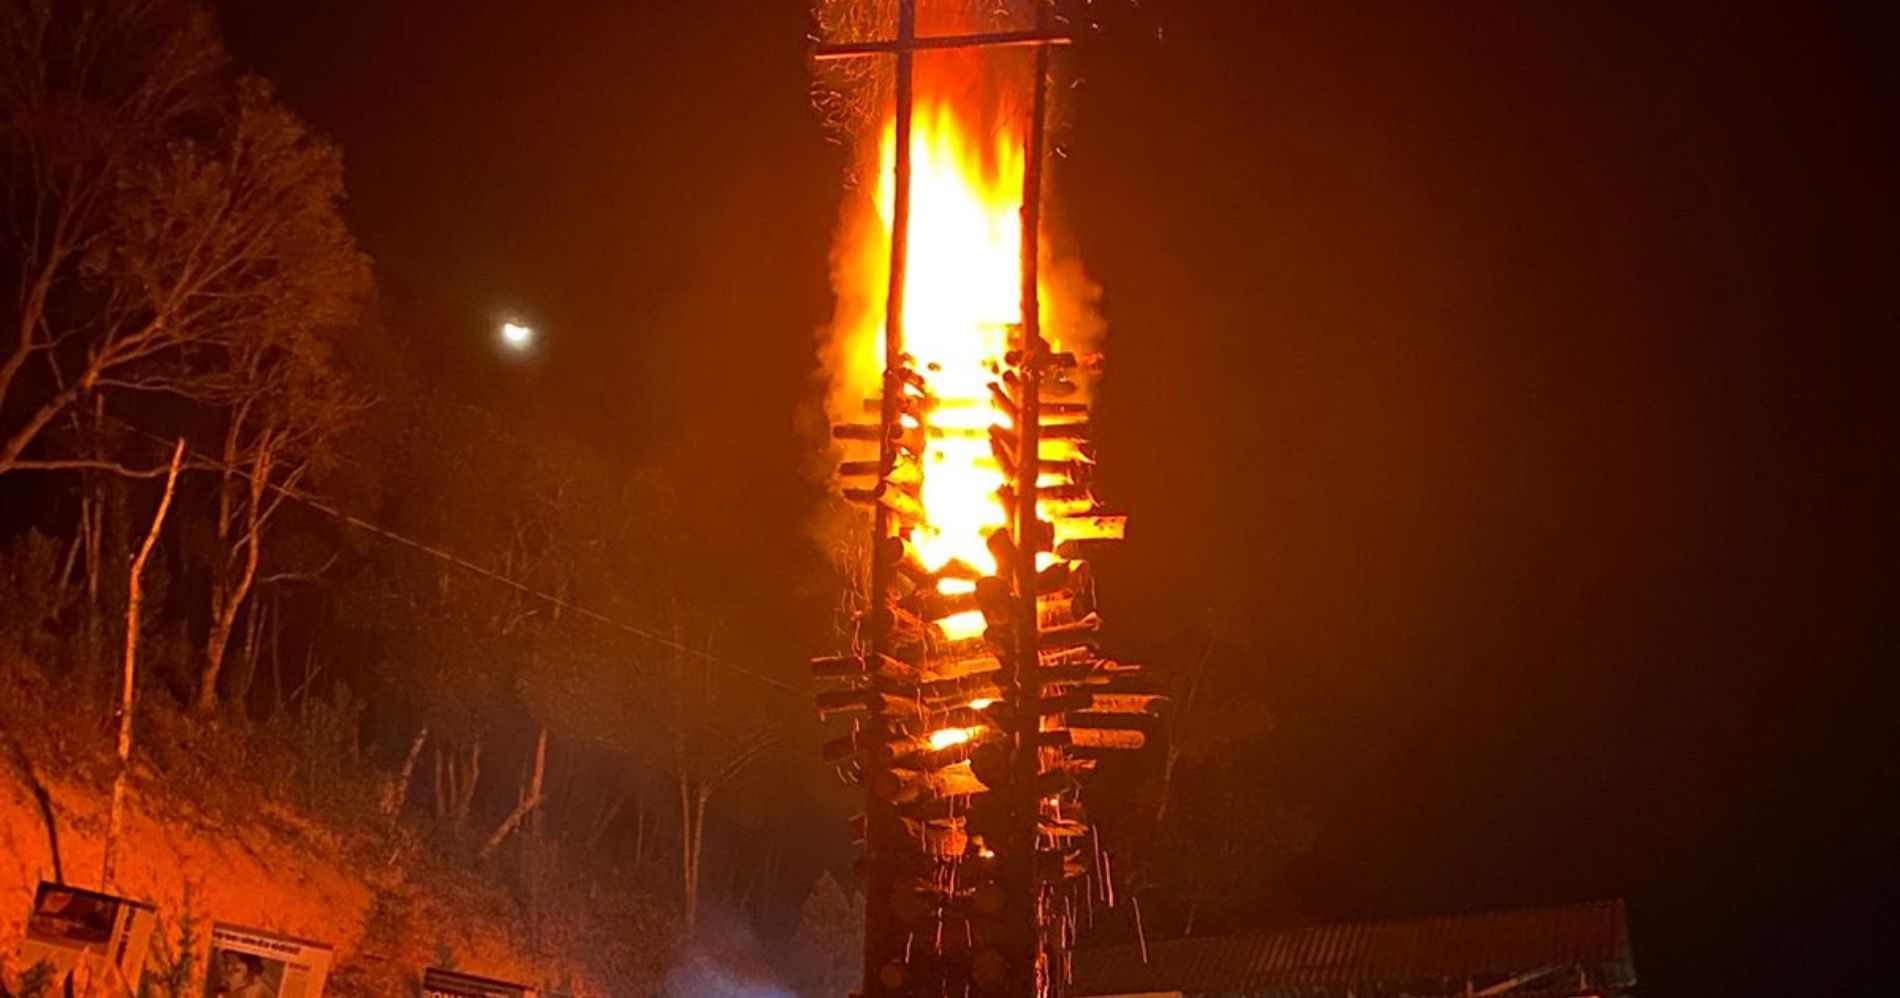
[4,0,368,723]
[662,608,780,931]
[789,872,863,998]
[1139,750,1316,936]
[1095,626,1320,939]
[0,0,219,475]
[90,70,372,713]
[1,0,369,471]
[336,390,553,834]
[193,257,363,712]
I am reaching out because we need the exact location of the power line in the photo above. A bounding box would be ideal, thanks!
[97,417,806,695]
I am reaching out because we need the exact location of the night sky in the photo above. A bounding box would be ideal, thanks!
[213,2,1894,995]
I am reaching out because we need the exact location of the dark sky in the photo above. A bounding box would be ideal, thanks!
[213,2,1894,995]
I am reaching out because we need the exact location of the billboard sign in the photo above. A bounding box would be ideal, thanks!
[421,967,535,998]
[204,923,334,998]
[20,882,158,992]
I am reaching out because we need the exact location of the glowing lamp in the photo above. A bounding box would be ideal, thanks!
[499,320,535,351]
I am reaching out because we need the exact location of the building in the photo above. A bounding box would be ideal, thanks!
[1072,900,1636,998]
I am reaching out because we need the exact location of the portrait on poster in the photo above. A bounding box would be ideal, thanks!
[204,923,333,998]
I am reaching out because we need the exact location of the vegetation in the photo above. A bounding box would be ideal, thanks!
[0,0,814,992]
[1,0,1315,994]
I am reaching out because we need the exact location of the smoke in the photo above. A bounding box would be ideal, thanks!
[665,902,803,998]
[667,945,799,998]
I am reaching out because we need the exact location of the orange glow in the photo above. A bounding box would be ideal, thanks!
[928,726,978,750]
[824,48,1102,735]
[936,608,989,642]
[874,100,1023,577]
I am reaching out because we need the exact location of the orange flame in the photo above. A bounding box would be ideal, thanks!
[876,99,1023,576]
[824,48,1100,645]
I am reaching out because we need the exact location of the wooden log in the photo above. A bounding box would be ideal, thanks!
[1038,421,1093,441]
[1062,712,1160,732]
[1041,612,1102,642]
[832,422,893,441]
[900,816,970,859]
[1046,728,1147,751]
[812,27,1076,60]
[816,688,872,719]
[810,653,868,679]
[1085,692,1169,715]
[872,760,990,804]
[1053,515,1127,544]
[822,731,863,763]
[918,651,1002,683]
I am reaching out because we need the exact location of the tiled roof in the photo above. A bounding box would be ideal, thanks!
[1071,900,1635,997]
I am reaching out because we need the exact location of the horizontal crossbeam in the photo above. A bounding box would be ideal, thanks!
[812,27,1075,61]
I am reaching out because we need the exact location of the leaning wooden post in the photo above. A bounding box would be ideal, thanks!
[102,439,185,890]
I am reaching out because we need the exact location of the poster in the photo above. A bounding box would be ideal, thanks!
[203,923,333,998]
[19,882,158,991]
[421,967,536,998]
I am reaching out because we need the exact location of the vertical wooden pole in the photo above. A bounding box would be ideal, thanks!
[1005,19,1054,995]
[863,4,916,994]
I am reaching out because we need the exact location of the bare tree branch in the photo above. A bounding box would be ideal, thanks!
[2,457,173,477]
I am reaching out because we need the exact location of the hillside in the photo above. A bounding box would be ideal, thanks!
[0,669,677,997]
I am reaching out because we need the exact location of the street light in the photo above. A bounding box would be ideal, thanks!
[499,320,534,352]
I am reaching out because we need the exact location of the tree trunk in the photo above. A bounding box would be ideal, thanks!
[453,740,483,825]
[1155,638,1213,824]
[434,747,449,821]
[383,727,429,819]
[633,799,647,871]
[198,441,271,714]
[526,727,546,841]
[687,779,710,927]
[585,787,630,855]
[680,777,708,931]
[77,456,107,698]
[438,740,483,828]
[488,726,548,859]
[101,441,183,889]
[229,593,268,712]
[72,490,103,693]
[482,740,546,864]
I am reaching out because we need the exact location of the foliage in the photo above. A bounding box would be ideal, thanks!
[136,896,199,998]
[0,530,68,657]
[8,959,57,998]
[0,2,790,993]
[1137,750,1317,936]
[788,872,863,998]
[0,0,363,476]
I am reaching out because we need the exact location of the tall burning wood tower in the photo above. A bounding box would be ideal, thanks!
[810,3,1157,996]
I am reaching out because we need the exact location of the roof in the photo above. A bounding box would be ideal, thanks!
[1070,900,1636,998]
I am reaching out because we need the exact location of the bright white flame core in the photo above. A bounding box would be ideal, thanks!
[500,321,534,350]
[928,727,977,750]
[875,103,1023,577]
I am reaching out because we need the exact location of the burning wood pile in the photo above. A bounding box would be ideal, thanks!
[809,3,1159,996]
